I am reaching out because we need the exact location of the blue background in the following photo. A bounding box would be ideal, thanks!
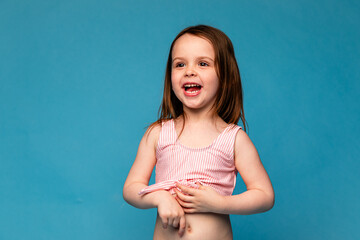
[1,0,359,239]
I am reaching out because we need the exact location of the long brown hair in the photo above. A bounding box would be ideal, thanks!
[148,25,247,133]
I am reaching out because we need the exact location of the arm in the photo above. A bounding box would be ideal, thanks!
[122,124,161,209]
[122,124,186,235]
[221,129,275,214]
[175,129,275,215]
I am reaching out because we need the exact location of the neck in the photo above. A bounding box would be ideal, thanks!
[182,106,219,126]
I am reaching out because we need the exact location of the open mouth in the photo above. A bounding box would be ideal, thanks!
[183,83,202,93]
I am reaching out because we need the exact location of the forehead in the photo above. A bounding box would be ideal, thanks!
[172,34,215,58]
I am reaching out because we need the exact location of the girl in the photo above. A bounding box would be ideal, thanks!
[123,25,274,240]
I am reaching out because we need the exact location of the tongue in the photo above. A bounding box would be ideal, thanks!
[187,86,201,92]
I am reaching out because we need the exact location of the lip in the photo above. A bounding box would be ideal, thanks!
[182,82,202,97]
[183,87,201,97]
[182,82,202,88]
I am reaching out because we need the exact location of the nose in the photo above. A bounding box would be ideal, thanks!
[185,65,196,77]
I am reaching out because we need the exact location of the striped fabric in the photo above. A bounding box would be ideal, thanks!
[138,119,242,196]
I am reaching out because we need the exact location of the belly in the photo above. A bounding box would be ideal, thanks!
[153,212,233,240]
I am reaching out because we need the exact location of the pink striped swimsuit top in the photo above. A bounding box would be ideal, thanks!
[139,119,242,196]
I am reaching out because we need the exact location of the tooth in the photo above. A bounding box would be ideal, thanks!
[184,84,201,88]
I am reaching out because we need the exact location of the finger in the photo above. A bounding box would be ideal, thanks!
[176,184,196,196]
[183,208,196,214]
[176,197,194,208]
[178,216,186,237]
[174,188,193,202]
[161,217,168,229]
[195,182,204,189]
[172,217,180,228]
[167,217,174,228]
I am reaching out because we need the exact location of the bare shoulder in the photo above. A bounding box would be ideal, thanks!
[234,128,254,151]
[124,122,163,186]
[233,128,260,166]
[143,121,162,149]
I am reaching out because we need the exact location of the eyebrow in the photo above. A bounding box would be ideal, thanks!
[172,56,215,62]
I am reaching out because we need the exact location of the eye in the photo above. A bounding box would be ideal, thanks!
[175,62,185,68]
[199,62,209,67]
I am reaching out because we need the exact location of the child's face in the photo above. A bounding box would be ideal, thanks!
[171,34,219,113]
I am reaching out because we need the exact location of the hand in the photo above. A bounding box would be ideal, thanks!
[174,183,225,214]
[152,191,186,236]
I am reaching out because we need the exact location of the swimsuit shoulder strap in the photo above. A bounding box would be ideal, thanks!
[156,119,176,154]
[213,124,242,159]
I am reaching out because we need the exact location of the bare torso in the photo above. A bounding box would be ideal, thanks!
[152,117,234,239]
[153,212,233,240]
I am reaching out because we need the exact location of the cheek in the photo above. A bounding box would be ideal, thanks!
[171,72,182,87]
[209,74,220,92]
[170,79,179,93]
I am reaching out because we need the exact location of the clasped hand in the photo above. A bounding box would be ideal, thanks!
[155,183,224,236]
[155,190,186,236]
[174,182,225,214]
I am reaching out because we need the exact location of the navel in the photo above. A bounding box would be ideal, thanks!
[187,224,192,233]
